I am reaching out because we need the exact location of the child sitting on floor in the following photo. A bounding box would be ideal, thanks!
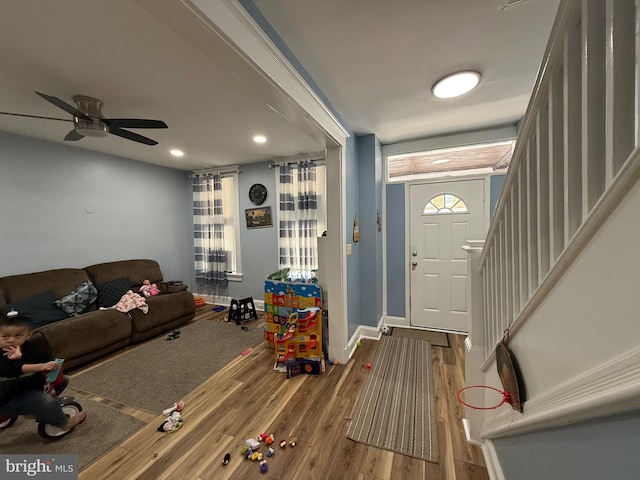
[0,314,87,431]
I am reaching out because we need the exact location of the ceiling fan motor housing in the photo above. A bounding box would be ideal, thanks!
[73,95,108,137]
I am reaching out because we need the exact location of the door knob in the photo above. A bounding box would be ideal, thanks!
[411,261,418,270]
[412,251,417,257]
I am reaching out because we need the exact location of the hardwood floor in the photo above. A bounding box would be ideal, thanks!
[76,306,488,480]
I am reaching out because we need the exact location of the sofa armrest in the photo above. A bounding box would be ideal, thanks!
[159,281,188,294]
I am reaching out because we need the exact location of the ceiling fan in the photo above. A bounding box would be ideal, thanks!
[0,92,167,146]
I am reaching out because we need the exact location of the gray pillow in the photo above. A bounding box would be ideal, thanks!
[55,280,98,316]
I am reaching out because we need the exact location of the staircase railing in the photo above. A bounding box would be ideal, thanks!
[480,0,640,359]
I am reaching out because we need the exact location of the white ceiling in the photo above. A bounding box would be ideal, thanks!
[0,0,560,172]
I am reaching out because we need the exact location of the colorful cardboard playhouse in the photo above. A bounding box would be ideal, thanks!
[264,280,323,374]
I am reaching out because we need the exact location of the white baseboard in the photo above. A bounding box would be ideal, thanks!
[462,418,482,446]
[382,315,409,328]
[345,324,382,360]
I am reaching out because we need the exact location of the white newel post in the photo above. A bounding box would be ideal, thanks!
[461,240,486,445]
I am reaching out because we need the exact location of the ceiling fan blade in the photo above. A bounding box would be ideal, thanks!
[109,126,158,146]
[104,118,168,129]
[64,129,84,141]
[0,111,73,123]
[35,92,91,120]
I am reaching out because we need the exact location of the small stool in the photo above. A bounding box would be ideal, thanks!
[229,297,258,325]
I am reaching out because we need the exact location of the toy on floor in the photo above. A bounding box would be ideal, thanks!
[258,432,275,443]
[260,460,268,473]
[246,438,260,451]
[222,453,231,465]
[289,437,298,447]
[279,439,287,449]
[157,411,183,433]
[165,330,181,341]
[266,447,275,457]
[162,400,184,416]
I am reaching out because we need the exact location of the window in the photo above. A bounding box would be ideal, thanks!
[192,171,242,287]
[386,139,515,182]
[275,162,327,280]
[423,193,468,215]
[220,174,241,276]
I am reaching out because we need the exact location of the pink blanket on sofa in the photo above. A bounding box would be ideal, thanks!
[114,290,149,314]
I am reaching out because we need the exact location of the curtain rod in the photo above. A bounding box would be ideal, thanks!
[268,157,326,169]
[190,165,240,178]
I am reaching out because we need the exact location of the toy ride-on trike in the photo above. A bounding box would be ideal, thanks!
[0,371,84,440]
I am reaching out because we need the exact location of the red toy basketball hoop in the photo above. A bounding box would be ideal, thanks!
[457,327,525,412]
[456,385,513,410]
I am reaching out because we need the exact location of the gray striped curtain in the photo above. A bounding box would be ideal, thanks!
[278,161,318,279]
[192,173,228,295]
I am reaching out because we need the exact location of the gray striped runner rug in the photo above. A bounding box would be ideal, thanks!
[346,335,438,463]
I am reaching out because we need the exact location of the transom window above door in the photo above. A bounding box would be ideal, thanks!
[386,139,515,182]
[423,193,468,215]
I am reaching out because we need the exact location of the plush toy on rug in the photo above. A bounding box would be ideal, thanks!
[139,279,160,297]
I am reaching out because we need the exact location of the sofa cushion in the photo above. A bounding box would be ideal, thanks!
[85,259,163,292]
[55,280,98,316]
[37,309,133,370]
[0,268,91,305]
[96,277,131,308]
[1,290,69,328]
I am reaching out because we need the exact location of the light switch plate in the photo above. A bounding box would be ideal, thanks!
[347,243,352,255]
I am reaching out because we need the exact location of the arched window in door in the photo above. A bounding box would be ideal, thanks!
[423,193,468,214]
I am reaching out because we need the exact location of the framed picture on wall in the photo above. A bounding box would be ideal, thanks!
[245,206,273,229]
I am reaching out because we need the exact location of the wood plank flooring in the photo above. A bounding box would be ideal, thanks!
[76,306,488,480]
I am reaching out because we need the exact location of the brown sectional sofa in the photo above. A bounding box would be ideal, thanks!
[0,259,195,370]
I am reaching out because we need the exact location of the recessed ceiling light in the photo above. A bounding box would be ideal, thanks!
[170,149,184,157]
[432,158,451,164]
[253,135,267,144]
[432,71,481,99]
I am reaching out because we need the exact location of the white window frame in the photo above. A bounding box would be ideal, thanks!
[221,172,242,281]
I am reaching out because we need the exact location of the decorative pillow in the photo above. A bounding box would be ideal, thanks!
[55,280,98,316]
[96,277,131,308]
[1,290,70,328]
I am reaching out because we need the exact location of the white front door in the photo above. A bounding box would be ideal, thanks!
[409,179,485,331]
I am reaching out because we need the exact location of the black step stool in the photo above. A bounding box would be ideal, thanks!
[229,297,258,325]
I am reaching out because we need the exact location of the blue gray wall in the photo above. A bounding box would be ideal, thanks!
[385,183,406,317]
[357,134,383,329]
[226,161,279,301]
[494,411,640,479]
[0,131,193,282]
[490,174,506,219]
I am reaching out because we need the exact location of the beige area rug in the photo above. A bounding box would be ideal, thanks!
[70,318,264,414]
[392,327,450,347]
[0,392,145,470]
[346,335,438,463]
